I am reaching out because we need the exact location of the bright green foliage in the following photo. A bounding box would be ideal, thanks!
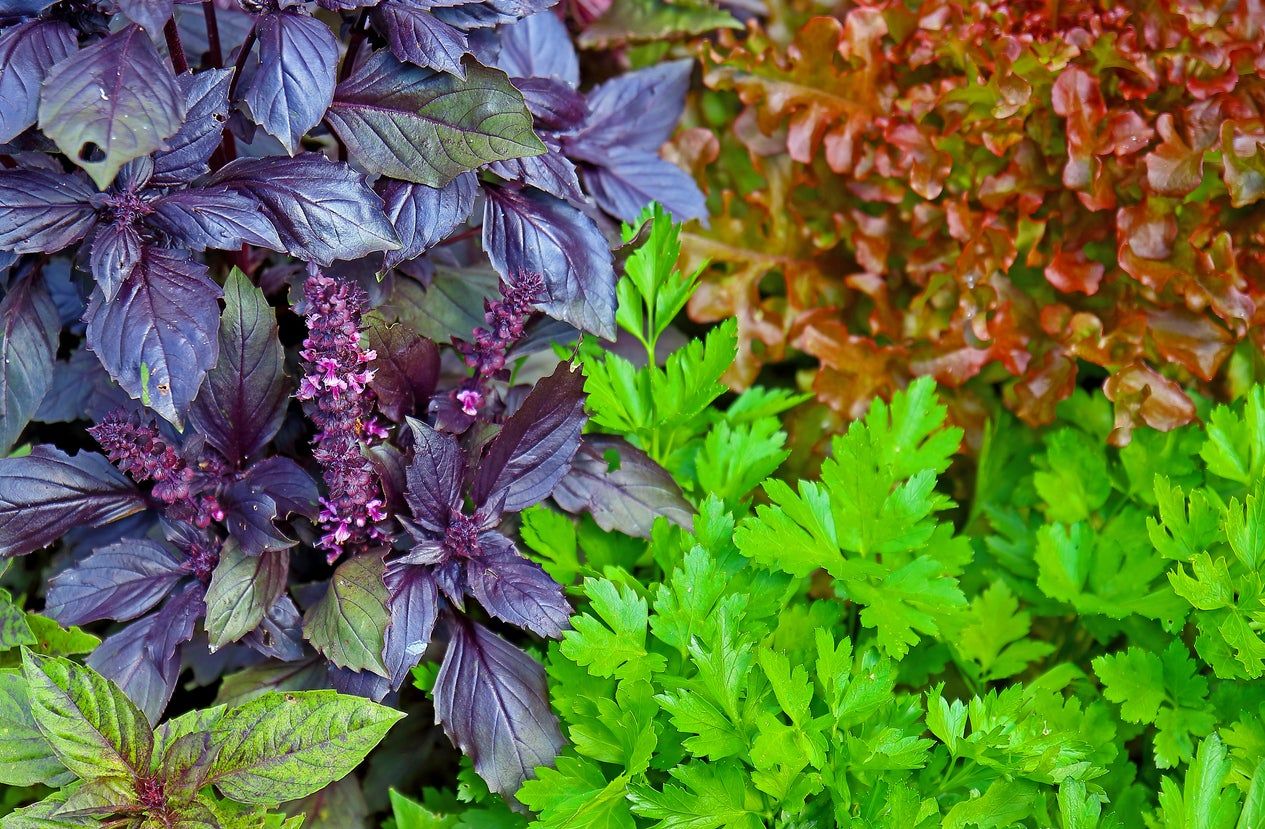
[735,377,967,658]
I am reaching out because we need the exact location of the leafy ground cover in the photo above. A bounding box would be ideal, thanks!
[3,0,1265,827]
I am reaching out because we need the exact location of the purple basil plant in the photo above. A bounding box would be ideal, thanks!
[0,0,703,801]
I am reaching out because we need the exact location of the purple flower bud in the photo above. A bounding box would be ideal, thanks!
[299,272,390,562]
[449,275,543,419]
[90,410,225,527]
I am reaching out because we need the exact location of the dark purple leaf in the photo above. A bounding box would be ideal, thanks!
[482,184,615,338]
[0,169,96,254]
[383,563,438,689]
[467,531,569,637]
[241,456,320,520]
[580,149,707,223]
[495,12,578,85]
[513,77,586,131]
[0,269,59,453]
[240,12,337,154]
[243,595,305,662]
[432,616,562,800]
[473,361,586,513]
[552,434,693,537]
[45,539,186,626]
[221,482,293,555]
[568,59,692,155]
[84,248,222,427]
[118,0,174,35]
[151,68,233,187]
[372,1,470,78]
[367,443,408,514]
[432,559,464,606]
[147,186,284,252]
[487,146,585,203]
[144,582,204,667]
[328,665,392,702]
[404,417,464,533]
[326,50,544,187]
[367,316,439,422]
[88,222,143,302]
[88,614,181,725]
[0,446,144,558]
[377,173,477,268]
[37,25,186,189]
[205,543,289,650]
[0,19,77,143]
[207,154,399,266]
[34,344,132,425]
[432,0,555,31]
[188,269,290,467]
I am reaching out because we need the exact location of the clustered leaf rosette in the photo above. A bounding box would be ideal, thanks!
[687,1,1265,442]
[377,362,587,799]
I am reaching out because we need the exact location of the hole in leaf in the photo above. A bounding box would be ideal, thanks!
[602,448,622,473]
[78,142,105,163]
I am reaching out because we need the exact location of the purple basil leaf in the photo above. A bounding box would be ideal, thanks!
[88,222,143,302]
[467,531,569,637]
[482,184,615,338]
[495,12,578,85]
[404,416,464,533]
[568,59,692,155]
[513,77,586,131]
[207,154,399,266]
[383,562,439,689]
[326,50,544,187]
[0,19,77,143]
[371,1,470,78]
[0,169,97,254]
[146,186,285,252]
[34,344,133,425]
[432,616,563,800]
[243,594,305,661]
[472,361,586,513]
[328,665,392,701]
[367,316,439,422]
[0,269,59,453]
[118,0,174,35]
[377,172,477,267]
[579,149,707,223]
[241,456,320,519]
[88,613,182,725]
[486,145,584,203]
[432,0,555,31]
[367,443,408,514]
[37,24,186,189]
[45,539,185,625]
[151,68,234,187]
[552,434,693,537]
[0,446,144,558]
[204,543,289,650]
[432,559,464,606]
[189,269,290,467]
[41,258,86,328]
[34,347,100,423]
[240,11,338,154]
[84,247,223,427]
[302,553,392,677]
[221,482,293,555]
